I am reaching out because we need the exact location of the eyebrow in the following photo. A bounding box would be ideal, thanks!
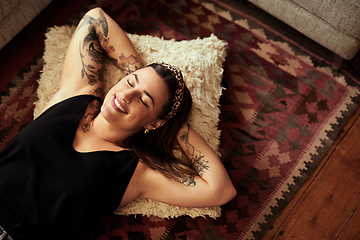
[133,73,155,106]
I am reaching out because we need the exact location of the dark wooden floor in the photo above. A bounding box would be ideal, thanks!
[0,0,359,239]
[263,107,360,239]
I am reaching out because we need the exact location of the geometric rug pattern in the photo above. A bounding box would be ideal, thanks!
[0,0,359,239]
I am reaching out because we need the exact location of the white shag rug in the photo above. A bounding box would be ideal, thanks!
[34,26,227,219]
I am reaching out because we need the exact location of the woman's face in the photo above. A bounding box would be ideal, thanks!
[101,67,170,134]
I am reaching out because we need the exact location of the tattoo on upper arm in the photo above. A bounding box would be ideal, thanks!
[179,129,210,187]
[192,155,210,177]
[78,9,114,90]
[79,40,104,87]
[79,19,106,88]
[178,175,196,187]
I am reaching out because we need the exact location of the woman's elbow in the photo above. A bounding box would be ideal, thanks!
[223,184,237,204]
[211,183,237,206]
[87,7,104,15]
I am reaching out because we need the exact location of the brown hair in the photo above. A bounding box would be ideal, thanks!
[125,63,197,179]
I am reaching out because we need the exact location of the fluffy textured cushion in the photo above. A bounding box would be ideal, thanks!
[34,26,227,218]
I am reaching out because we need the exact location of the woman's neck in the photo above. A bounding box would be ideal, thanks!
[74,113,130,153]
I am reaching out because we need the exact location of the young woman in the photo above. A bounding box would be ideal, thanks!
[0,7,236,240]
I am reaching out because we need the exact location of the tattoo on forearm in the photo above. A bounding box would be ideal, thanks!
[79,9,140,79]
[81,10,111,51]
[94,10,114,54]
[112,54,140,75]
[179,129,210,187]
[94,9,140,74]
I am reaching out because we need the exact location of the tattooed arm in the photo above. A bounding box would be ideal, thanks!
[177,124,212,187]
[136,123,236,208]
[43,8,142,111]
[176,123,236,197]
[75,8,143,75]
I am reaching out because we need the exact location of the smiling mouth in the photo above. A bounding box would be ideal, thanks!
[113,97,128,114]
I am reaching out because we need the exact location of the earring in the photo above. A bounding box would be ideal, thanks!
[144,128,149,134]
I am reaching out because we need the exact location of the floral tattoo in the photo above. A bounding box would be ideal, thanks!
[179,129,210,187]
[82,101,101,133]
[114,53,140,75]
[78,9,140,91]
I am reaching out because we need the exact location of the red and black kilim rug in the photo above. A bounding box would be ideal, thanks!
[0,0,359,239]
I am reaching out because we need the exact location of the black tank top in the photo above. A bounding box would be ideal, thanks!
[0,95,139,239]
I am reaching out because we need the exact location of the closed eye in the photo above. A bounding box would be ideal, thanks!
[131,73,154,108]
[140,97,148,107]
[127,79,148,107]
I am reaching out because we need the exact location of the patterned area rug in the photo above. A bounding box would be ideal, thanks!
[1,0,359,239]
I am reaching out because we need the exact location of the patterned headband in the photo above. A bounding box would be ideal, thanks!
[158,62,185,120]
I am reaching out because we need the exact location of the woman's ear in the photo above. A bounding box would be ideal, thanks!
[146,119,166,130]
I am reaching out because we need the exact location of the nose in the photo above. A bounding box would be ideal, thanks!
[122,88,138,104]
